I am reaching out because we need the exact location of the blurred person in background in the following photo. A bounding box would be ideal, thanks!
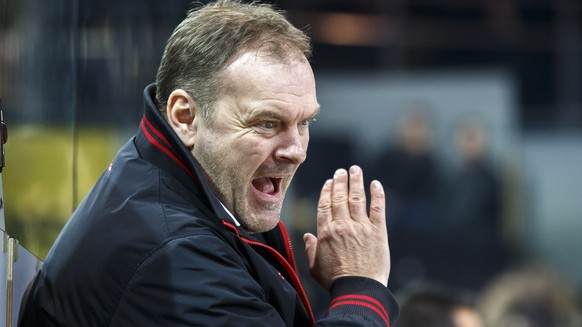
[372,107,442,291]
[396,284,482,327]
[478,264,582,327]
[435,120,507,290]
[20,1,398,326]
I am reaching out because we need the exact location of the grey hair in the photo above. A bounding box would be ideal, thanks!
[155,0,312,120]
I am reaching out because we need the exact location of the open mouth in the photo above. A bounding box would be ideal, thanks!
[252,177,282,196]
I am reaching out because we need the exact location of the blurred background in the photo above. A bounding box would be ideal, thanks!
[1,0,581,323]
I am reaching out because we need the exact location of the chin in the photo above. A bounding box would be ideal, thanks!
[242,213,281,234]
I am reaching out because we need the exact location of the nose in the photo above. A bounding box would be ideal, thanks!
[275,128,308,164]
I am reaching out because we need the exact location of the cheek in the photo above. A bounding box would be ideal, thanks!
[243,138,274,158]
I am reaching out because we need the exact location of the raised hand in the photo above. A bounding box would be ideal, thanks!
[303,165,390,290]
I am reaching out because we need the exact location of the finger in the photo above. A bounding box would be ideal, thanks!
[316,179,333,231]
[369,180,387,233]
[303,233,317,271]
[331,168,350,221]
[348,165,367,222]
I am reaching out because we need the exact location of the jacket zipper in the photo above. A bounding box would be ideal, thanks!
[222,220,316,326]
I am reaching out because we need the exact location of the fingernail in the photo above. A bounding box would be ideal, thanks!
[349,166,359,175]
[372,180,383,194]
[334,169,346,177]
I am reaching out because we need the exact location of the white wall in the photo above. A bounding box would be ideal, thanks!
[523,133,582,284]
[312,68,520,166]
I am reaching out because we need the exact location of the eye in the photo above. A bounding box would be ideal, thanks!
[262,121,277,129]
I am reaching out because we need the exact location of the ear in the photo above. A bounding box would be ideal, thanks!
[167,89,197,149]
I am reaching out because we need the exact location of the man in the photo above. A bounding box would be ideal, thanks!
[21,1,398,326]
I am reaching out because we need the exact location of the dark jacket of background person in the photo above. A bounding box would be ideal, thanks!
[20,85,398,327]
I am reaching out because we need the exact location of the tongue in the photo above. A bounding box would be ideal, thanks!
[253,177,275,194]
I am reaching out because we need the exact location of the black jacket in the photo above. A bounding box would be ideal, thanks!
[21,84,398,326]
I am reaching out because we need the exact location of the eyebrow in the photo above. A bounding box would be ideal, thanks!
[311,104,322,118]
[246,104,321,122]
[302,104,321,121]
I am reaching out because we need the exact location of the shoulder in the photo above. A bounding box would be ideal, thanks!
[110,232,278,326]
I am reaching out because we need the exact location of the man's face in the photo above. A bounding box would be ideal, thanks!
[192,50,319,233]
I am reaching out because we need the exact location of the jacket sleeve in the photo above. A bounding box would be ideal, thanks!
[316,277,399,327]
[109,233,287,326]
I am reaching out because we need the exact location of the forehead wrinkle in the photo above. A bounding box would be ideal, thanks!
[225,52,312,91]
[220,49,318,124]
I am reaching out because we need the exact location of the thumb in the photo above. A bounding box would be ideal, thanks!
[303,233,317,270]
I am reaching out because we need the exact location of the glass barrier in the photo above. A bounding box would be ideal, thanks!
[1,229,43,327]
[1,0,187,258]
